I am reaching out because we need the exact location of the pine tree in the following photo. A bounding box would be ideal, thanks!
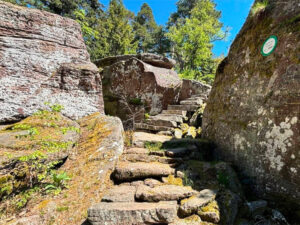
[104,0,137,56]
[133,3,158,53]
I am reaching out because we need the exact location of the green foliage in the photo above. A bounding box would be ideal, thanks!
[12,186,40,209]
[61,126,80,135]
[104,0,137,56]
[44,102,64,112]
[167,0,227,83]
[251,0,268,15]
[56,206,69,212]
[144,113,150,120]
[129,98,143,106]
[40,140,73,153]
[18,150,46,162]
[144,141,164,152]
[45,171,71,194]
[12,124,39,138]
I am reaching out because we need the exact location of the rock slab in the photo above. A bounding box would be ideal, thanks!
[0,1,104,122]
[88,201,178,225]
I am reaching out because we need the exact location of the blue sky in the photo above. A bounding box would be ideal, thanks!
[101,0,254,57]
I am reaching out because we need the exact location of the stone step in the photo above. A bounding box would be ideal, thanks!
[123,148,149,155]
[133,132,172,148]
[146,118,178,127]
[150,114,184,123]
[88,201,178,225]
[121,153,183,166]
[168,104,199,112]
[101,185,136,202]
[135,123,174,133]
[162,110,187,117]
[136,184,198,202]
[180,99,203,106]
[112,162,175,181]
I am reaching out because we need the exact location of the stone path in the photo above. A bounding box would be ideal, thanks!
[135,95,203,133]
[87,134,238,225]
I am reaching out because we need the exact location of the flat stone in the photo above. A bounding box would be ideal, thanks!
[162,110,187,117]
[136,184,198,202]
[121,153,182,166]
[88,201,178,225]
[112,162,175,181]
[180,99,203,106]
[101,185,136,202]
[168,105,199,112]
[244,200,268,218]
[123,148,149,154]
[132,132,172,148]
[179,189,218,217]
[146,118,178,127]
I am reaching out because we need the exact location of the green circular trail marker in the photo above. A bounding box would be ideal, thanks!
[261,35,278,56]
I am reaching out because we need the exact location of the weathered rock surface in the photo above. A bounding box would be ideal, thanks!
[95,53,176,69]
[179,189,217,217]
[88,201,178,225]
[0,1,104,122]
[112,162,175,181]
[101,185,136,202]
[136,184,198,202]
[202,0,300,207]
[170,215,203,225]
[101,57,182,123]
[0,112,80,199]
[179,79,211,102]
[197,200,220,224]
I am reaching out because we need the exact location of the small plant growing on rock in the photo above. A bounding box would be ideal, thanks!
[45,171,71,195]
[251,0,268,15]
[44,102,64,112]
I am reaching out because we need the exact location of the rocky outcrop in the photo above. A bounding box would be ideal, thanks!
[0,1,104,122]
[101,56,182,126]
[0,112,124,224]
[179,79,211,102]
[202,0,300,210]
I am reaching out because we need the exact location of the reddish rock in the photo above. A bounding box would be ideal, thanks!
[0,1,104,122]
[101,57,182,125]
[179,79,211,102]
[202,0,300,208]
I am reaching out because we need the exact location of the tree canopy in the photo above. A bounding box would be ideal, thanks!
[5,0,226,84]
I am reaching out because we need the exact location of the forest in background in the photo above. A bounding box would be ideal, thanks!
[5,0,227,85]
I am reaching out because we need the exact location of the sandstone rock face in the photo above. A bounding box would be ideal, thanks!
[0,1,104,122]
[179,79,211,102]
[202,0,300,206]
[101,57,182,124]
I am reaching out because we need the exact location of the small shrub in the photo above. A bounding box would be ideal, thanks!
[45,171,71,194]
[251,0,268,15]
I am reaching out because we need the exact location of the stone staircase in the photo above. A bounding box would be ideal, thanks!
[135,95,204,133]
[87,136,220,225]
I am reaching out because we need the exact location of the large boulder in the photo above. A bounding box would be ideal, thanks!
[179,79,211,102]
[100,56,182,126]
[202,0,299,211]
[0,1,104,122]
